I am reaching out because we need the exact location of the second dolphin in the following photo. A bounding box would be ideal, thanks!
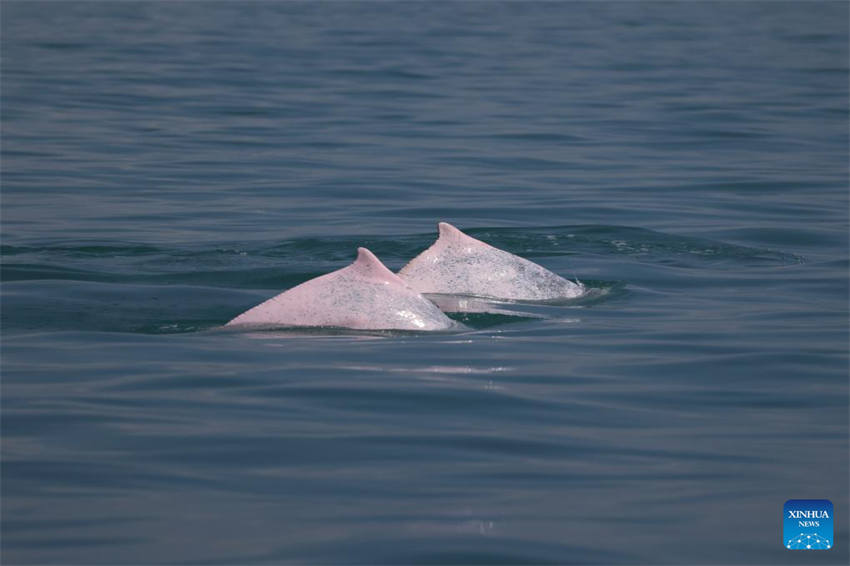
[399,222,584,301]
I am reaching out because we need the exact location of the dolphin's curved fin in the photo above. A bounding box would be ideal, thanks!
[399,222,585,301]
[350,247,405,285]
[227,247,455,331]
[437,221,468,244]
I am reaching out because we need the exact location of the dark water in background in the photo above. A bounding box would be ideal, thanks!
[2,1,848,564]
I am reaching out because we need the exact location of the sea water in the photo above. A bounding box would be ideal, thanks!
[2,2,848,564]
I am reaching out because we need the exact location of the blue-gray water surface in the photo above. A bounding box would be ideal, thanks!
[2,2,848,564]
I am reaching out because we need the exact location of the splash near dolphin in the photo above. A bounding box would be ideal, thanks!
[227,247,455,331]
[399,222,585,301]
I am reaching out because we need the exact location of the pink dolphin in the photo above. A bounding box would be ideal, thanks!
[398,222,585,301]
[227,247,454,331]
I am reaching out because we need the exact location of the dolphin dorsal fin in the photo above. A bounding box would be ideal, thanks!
[437,222,488,251]
[437,222,466,242]
[352,247,406,285]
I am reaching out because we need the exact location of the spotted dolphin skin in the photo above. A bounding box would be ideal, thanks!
[227,247,455,331]
[398,222,585,301]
